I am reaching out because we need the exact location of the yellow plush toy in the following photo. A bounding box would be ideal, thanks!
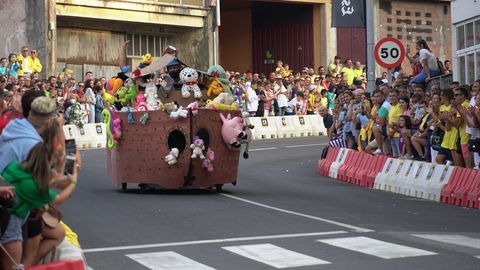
[207,79,224,98]
[138,53,153,68]
[207,93,239,111]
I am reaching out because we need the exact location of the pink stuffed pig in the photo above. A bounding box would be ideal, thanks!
[219,113,253,159]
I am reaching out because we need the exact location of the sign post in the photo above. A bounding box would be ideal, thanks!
[374,37,405,86]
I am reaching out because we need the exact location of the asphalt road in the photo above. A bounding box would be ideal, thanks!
[63,136,480,270]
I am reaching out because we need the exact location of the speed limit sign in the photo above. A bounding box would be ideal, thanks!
[374,37,406,69]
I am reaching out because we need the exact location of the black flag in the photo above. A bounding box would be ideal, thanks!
[332,0,366,28]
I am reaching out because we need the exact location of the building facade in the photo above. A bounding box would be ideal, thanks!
[0,0,217,79]
[451,0,480,84]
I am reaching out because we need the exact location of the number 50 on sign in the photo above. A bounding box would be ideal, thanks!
[374,37,405,69]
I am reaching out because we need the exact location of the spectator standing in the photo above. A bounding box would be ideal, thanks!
[7,53,21,79]
[17,46,31,77]
[245,81,259,117]
[436,88,457,165]
[274,75,288,116]
[0,58,7,76]
[453,86,471,167]
[341,59,355,86]
[94,83,105,123]
[83,80,95,123]
[328,56,342,77]
[27,49,42,75]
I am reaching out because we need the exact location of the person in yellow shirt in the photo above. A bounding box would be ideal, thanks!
[452,86,471,167]
[353,61,363,80]
[17,46,31,77]
[328,55,341,77]
[436,88,459,165]
[340,59,355,86]
[387,90,403,157]
[27,49,42,74]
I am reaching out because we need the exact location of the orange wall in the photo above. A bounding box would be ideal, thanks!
[219,9,252,72]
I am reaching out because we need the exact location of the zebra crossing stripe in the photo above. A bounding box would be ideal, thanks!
[126,251,215,270]
[317,236,437,259]
[222,243,330,268]
[412,234,480,249]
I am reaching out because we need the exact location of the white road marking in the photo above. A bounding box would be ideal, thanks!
[249,147,277,151]
[126,251,215,270]
[220,194,373,233]
[83,231,347,253]
[475,255,480,259]
[318,236,437,259]
[412,234,480,249]
[222,243,330,268]
[285,143,327,148]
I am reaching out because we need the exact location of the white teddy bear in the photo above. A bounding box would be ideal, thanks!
[165,148,179,165]
[169,106,188,120]
[190,136,205,159]
[180,67,202,99]
[144,82,162,110]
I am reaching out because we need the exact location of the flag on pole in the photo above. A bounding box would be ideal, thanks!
[331,0,366,28]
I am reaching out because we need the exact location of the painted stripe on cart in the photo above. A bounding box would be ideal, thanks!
[222,243,330,268]
[412,234,480,249]
[126,251,215,270]
[285,143,327,148]
[220,194,373,233]
[318,236,437,259]
[83,231,348,253]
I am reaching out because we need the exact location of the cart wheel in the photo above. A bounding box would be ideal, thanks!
[121,183,127,192]
[139,184,147,194]
[215,184,223,193]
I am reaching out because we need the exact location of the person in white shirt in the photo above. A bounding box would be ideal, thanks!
[245,81,259,117]
[273,75,288,116]
[407,39,441,85]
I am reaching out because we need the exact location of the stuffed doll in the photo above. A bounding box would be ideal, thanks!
[169,106,188,120]
[187,99,203,116]
[219,113,253,159]
[206,79,223,98]
[190,136,205,159]
[180,67,201,99]
[144,81,161,110]
[139,111,149,125]
[135,93,148,111]
[207,93,239,111]
[138,53,153,69]
[165,148,179,165]
[202,148,215,172]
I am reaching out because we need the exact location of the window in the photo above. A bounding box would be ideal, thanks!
[396,10,401,16]
[387,34,393,37]
[126,33,167,58]
[426,21,432,26]
[476,20,480,45]
[397,27,402,32]
[416,20,422,25]
[417,36,423,41]
[466,22,474,47]
[425,13,431,18]
[467,53,475,84]
[397,35,403,40]
[426,37,433,42]
[407,35,412,40]
[415,12,421,17]
[477,51,480,81]
[458,55,466,84]
[457,25,465,50]
[387,26,393,31]
[406,11,411,16]
[387,18,392,23]
[443,5,448,15]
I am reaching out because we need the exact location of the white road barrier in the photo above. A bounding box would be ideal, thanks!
[306,114,327,136]
[292,115,314,137]
[62,123,107,149]
[274,116,296,138]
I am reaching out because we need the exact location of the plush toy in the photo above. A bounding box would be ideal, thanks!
[112,117,122,145]
[135,93,148,111]
[219,113,254,159]
[158,73,175,98]
[127,108,135,124]
[139,111,149,125]
[144,82,161,110]
[138,53,153,69]
[207,65,232,95]
[180,67,201,99]
[169,106,188,120]
[165,148,179,165]
[102,108,114,149]
[206,79,224,98]
[207,92,239,111]
[187,100,201,116]
[202,148,215,172]
[190,136,205,159]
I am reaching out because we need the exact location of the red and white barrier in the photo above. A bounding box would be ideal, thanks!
[317,147,479,209]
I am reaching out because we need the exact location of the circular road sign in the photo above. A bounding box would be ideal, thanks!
[374,37,406,69]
